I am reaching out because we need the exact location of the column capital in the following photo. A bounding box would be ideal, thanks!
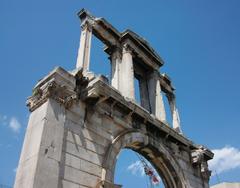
[166,92,176,101]
[147,70,159,80]
[111,48,122,60]
[122,43,134,54]
[80,20,93,31]
[106,46,122,60]
[78,8,95,31]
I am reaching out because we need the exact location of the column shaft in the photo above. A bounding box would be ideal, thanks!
[76,25,92,71]
[111,50,121,90]
[147,71,166,121]
[119,45,135,99]
[155,79,167,121]
[139,78,151,111]
[168,95,182,133]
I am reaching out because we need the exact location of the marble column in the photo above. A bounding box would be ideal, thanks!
[110,48,121,90]
[155,79,167,122]
[167,94,182,133]
[76,24,92,71]
[119,44,135,100]
[139,77,151,112]
[147,71,167,121]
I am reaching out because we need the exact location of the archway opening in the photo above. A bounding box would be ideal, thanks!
[114,149,165,188]
[103,131,186,188]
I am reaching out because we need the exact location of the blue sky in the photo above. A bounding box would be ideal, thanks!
[1,0,240,187]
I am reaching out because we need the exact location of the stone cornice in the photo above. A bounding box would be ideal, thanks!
[27,67,77,112]
[191,147,213,180]
[81,77,214,161]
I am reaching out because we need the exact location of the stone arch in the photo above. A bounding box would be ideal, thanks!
[102,129,190,188]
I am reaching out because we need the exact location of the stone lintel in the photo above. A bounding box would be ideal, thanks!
[77,9,120,48]
[122,38,160,70]
[78,9,120,39]
[81,78,214,160]
[77,9,163,71]
[77,8,95,21]
[159,73,175,94]
[121,31,164,68]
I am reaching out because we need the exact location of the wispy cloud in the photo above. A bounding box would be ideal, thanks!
[0,115,22,133]
[127,160,145,176]
[209,146,240,175]
[127,160,161,185]
[9,117,21,133]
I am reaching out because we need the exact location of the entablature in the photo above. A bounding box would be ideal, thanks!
[81,75,213,161]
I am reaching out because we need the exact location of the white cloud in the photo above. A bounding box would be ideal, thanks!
[127,160,145,176]
[127,160,161,185]
[209,146,240,175]
[127,147,240,180]
[9,117,21,133]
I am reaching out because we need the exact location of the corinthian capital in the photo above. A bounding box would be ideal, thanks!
[122,43,133,54]
[81,20,93,31]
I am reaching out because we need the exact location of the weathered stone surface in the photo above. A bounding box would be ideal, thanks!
[14,9,213,188]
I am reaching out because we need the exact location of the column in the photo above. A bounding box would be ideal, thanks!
[76,23,92,71]
[155,79,167,122]
[110,48,121,90]
[139,77,151,111]
[167,94,182,133]
[119,44,135,100]
[147,71,166,121]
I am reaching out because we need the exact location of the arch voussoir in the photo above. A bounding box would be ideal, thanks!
[102,129,190,188]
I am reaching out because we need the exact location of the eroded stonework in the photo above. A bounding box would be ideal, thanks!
[14,9,213,188]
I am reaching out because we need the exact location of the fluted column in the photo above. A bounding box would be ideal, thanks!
[119,44,135,100]
[76,24,92,71]
[167,94,182,133]
[110,48,121,90]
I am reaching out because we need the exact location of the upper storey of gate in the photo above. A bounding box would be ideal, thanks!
[76,9,181,134]
[78,9,164,70]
